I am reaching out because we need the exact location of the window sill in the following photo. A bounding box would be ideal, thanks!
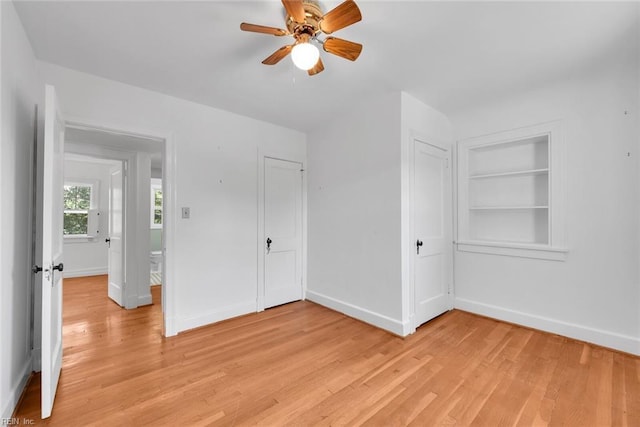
[456,240,567,261]
[64,235,98,244]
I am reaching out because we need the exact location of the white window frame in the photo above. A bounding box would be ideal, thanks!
[150,178,163,229]
[456,121,567,261]
[63,179,99,241]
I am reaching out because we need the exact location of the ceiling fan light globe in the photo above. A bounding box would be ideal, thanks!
[291,42,320,70]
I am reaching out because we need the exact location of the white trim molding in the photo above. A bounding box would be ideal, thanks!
[138,293,153,306]
[1,356,32,419]
[306,290,410,337]
[455,297,640,356]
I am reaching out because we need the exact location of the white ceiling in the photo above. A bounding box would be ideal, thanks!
[14,1,639,132]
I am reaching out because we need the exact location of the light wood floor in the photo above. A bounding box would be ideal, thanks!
[15,275,640,426]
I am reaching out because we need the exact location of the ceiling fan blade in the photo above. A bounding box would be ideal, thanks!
[240,22,289,36]
[262,45,293,65]
[282,0,307,24]
[319,0,362,34]
[308,58,325,76]
[323,37,362,61]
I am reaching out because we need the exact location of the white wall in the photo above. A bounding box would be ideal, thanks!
[39,62,306,334]
[62,158,113,277]
[450,45,640,354]
[307,91,403,332]
[0,0,42,418]
[306,91,453,336]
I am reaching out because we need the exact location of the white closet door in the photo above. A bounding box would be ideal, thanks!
[414,139,452,327]
[263,157,303,308]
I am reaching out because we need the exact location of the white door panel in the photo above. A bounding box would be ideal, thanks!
[414,140,452,327]
[40,85,65,418]
[265,251,298,307]
[263,158,302,308]
[108,166,125,306]
[415,254,445,308]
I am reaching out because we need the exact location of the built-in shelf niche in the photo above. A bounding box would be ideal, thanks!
[457,122,566,260]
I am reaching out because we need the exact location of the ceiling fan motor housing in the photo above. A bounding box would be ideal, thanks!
[285,0,323,37]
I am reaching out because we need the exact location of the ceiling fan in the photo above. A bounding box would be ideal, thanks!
[240,0,363,76]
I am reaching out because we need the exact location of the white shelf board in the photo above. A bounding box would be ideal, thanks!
[469,168,549,180]
[456,240,568,261]
[469,206,549,211]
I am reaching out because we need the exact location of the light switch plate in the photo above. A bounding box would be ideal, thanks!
[181,207,190,219]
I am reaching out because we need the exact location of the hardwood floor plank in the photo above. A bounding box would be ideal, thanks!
[625,357,640,424]
[13,275,640,426]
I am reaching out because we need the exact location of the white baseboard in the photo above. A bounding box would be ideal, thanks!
[306,290,408,336]
[125,294,138,310]
[454,297,640,356]
[138,294,152,306]
[1,355,32,419]
[32,346,41,373]
[165,316,177,337]
[175,301,256,333]
[63,268,107,278]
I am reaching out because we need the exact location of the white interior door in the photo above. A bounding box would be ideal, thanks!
[107,165,125,306]
[414,139,452,327]
[40,85,65,419]
[263,157,303,308]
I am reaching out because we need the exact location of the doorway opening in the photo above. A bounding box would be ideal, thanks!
[63,125,165,312]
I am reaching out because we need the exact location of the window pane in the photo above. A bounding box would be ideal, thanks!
[64,185,91,210]
[154,190,162,208]
[64,212,88,235]
[154,209,162,225]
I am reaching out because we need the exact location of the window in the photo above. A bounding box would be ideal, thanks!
[457,121,567,260]
[63,183,93,236]
[151,179,163,228]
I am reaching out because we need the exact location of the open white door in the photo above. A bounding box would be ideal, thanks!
[39,85,65,419]
[263,157,303,308]
[107,165,125,306]
[413,139,452,327]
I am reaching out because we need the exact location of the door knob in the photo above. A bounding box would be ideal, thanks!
[266,237,272,253]
[33,265,43,274]
[416,240,423,254]
[52,263,64,272]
